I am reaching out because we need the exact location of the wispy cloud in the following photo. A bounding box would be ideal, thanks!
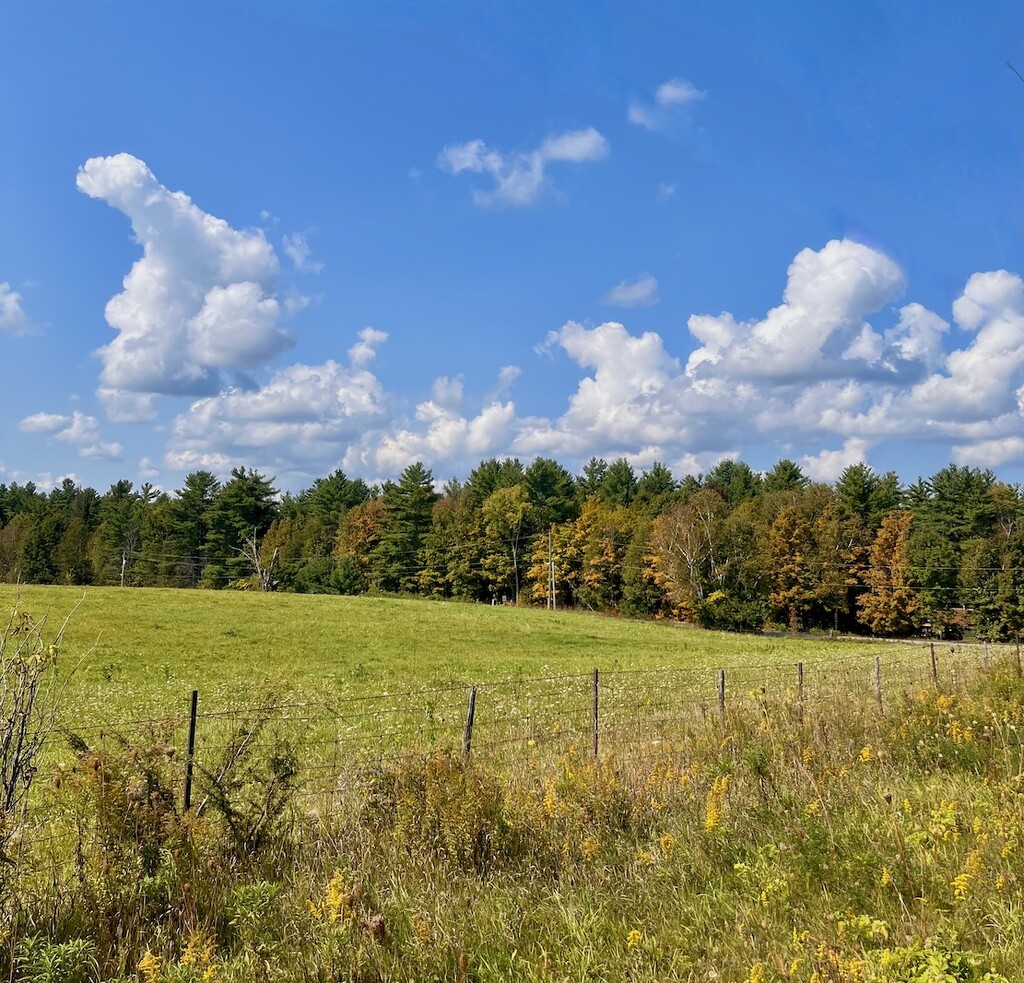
[656,78,707,107]
[437,127,608,207]
[19,410,124,460]
[282,232,324,274]
[629,76,707,133]
[0,282,32,335]
[603,274,659,308]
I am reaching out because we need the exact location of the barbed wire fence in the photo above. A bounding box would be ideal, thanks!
[6,639,1019,881]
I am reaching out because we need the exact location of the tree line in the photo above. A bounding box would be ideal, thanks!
[1,456,1021,639]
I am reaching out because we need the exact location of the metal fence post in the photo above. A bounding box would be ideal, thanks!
[184,689,198,811]
[462,686,477,761]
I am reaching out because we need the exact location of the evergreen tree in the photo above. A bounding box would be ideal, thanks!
[91,480,141,585]
[835,464,902,529]
[634,462,678,516]
[166,471,221,586]
[298,469,371,529]
[577,457,609,499]
[600,458,638,507]
[203,468,279,587]
[705,459,762,505]
[371,462,438,592]
[523,457,577,528]
[464,458,524,509]
[762,459,808,494]
[21,506,65,584]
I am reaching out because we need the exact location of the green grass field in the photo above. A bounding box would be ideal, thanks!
[4,586,1021,982]
[2,584,930,708]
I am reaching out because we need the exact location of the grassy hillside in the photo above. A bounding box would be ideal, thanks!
[2,587,1021,981]
[2,584,925,708]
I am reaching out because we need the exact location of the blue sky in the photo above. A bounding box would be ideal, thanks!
[1,0,1022,494]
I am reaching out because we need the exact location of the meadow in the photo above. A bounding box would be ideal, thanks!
[2,586,1021,982]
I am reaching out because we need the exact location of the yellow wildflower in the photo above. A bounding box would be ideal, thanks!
[951,872,972,902]
[881,865,893,887]
[659,833,677,857]
[705,775,729,831]
[625,929,644,952]
[746,962,767,983]
[859,745,874,763]
[581,837,599,859]
[181,931,219,975]
[139,951,161,983]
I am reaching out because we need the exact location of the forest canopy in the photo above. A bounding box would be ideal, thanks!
[1,458,1020,640]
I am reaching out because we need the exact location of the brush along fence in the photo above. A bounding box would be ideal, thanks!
[44,640,1014,812]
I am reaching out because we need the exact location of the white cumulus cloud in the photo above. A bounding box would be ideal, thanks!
[76,154,296,418]
[685,239,907,383]
[347,327,388,368]
[437,128,608,207]
[800,439,873,482]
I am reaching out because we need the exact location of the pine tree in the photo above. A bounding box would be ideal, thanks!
[203,468,278,587]
[371,462,438,592]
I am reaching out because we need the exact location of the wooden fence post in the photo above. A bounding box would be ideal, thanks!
[717,669,726,717]
[930,643,939,688]
[462,686,477,761]
[874,656,883,715]
[591,669,599,759]
[184,689,198,811]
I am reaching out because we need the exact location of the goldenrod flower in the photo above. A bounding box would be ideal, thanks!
[625,929,643,952]
[139,951,161,983]
[705,775,729,831]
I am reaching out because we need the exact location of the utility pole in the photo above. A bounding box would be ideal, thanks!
[548,529,557,611]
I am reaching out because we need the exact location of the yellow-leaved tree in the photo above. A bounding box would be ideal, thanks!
[857,510,920,636]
